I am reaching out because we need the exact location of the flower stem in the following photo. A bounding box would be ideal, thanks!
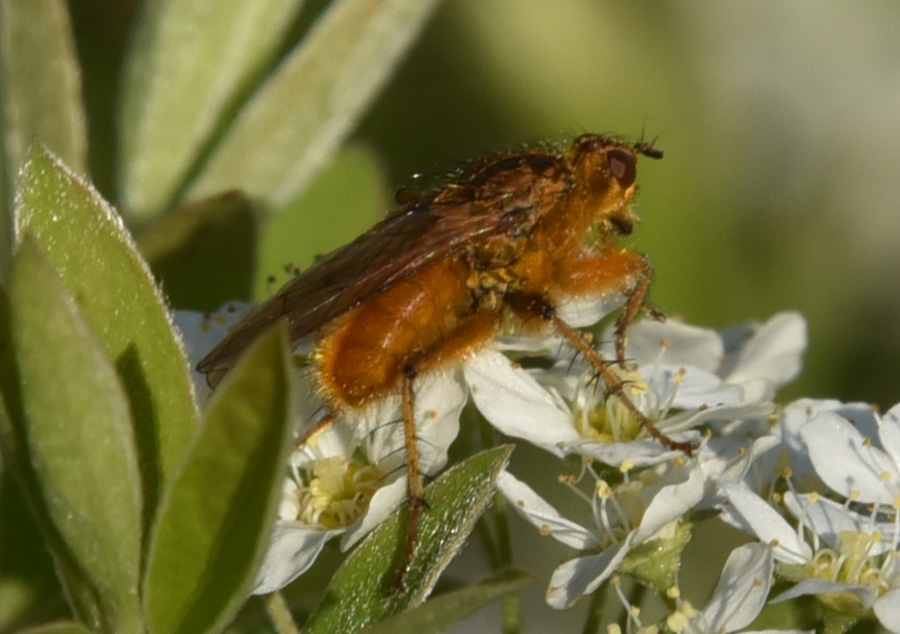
[263,591,301,634]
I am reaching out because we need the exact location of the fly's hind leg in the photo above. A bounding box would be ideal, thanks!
[392,365,426,591]
[390,313,497,591]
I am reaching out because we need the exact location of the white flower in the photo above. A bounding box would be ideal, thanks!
[497,440,744,608]
[721,402,900,633]
[175,304,466,594]
[253,368,465,594]
[468,313,804,467]
[738,398,885,499]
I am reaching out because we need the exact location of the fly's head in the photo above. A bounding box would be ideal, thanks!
[567,134,662,238]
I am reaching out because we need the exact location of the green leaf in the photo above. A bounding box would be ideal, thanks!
[186,0,442,213]
[618,519,693,594]
[0,469,69,630]
[0,0,87,272]
[15,144,199,523]
[143,324,296,634]
[359,569,534,634]
[822,605,861,634]
[137,191,258,310]
[303,445,514,634]
[118,0,305,220]
[17,621,96,634]
[0,288,97,628]
[9,237,143,633]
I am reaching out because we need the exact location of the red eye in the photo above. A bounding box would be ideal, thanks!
[608,149,636,189]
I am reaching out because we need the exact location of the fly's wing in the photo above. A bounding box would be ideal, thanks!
[196,198,533,386]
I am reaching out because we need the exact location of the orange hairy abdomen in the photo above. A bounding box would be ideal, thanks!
[315,256,496,408]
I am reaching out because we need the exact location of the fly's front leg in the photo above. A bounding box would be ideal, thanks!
[613,255,657,366]
[552,249,659,367]
[507,292,695,455]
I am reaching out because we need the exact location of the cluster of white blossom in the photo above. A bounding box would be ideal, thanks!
[176,307,900,633]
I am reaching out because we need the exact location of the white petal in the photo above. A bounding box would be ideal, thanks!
[724,312,807,393]
[252,522,342,594]
[874,587,900,633]
[555,293,624,328]
[783,492,897,555]
[413,370,466,473]
[801,412,900,505]
[666,402,773,434]
[879,403,900,472]
[611,319,723,371]
[645,365,744,410]
[496,471,597,550]
[465,350,580,455]
[774,399,848,486]
[355,370,464,477]
[172,302,254,362]
[340,477,407,550]
[294,416,356,464]
[701,542,774,632]
[635,465,708,543]
[720,482,811,563]
[773,579,876,609]
[571,437,692,467]
[743,631,815,634]
[546,538,632,609]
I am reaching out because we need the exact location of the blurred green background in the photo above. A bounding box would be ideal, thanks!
[71,0,900,411]
[4,1,897,631]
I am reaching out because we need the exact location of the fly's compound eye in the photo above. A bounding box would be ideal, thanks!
[607,149,637,189]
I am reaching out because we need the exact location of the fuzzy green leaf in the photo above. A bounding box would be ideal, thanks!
[0,0,86,272]
[10,237,143,633]
[15,144,199,521]
[303,446,513,634]
[119,0,305,220]
[17,621,96,634]
[359,569,534,634]
[143,324,296,634]
[186,0,442,212]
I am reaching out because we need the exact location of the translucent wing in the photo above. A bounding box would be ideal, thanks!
[196,201,521,385]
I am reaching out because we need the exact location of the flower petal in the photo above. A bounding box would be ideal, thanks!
[570,438,689,467]
[252,523,342,594]
[773,578,876,609]
[722,312,807,400]
[635,465,708,543]
[496,471,597,550]
[801,412,900,505]
[879,403,900,472]
[465,350,579,455]
[340,477,408,550]
[783,492,897,554]
[874,587,900,633]
[720,482,811,563]
[608,319,724,371]
[546,539,632,609]
[701,542,774,632]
